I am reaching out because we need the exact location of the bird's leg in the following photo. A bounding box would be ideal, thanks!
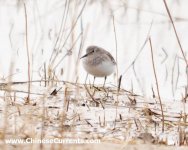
[93,77,101,91]
[92,76,106,91]
[92,76,98,91]
[92,76,96,87]
[103,76,107,88]
[85,73,88,84]
[101,76,107,93]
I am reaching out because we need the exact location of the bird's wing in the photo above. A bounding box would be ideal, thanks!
[105,50,116,64]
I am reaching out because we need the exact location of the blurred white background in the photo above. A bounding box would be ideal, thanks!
[0,0,188,100]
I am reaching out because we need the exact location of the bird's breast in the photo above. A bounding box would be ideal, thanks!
[82,57,115,77]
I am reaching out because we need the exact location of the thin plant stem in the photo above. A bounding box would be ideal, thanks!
[149,37,164,132]
[51,0,87,66]
[23,3,31,102]
[49,0,69,62]
[112,15,119,129]
[163,0,188,66]
[122,20,153,76]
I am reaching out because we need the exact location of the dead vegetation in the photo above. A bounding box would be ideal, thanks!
[0,81,188,149]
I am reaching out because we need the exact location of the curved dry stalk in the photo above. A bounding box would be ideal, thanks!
[149,37,164,132]
[23,3,31,102]
[112,15,119,129]
[50,0,88,65]
[163,0,188,67]
[49,0,70,63]
[122,20,153,76]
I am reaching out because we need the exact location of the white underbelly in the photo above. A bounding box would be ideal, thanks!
[83,61,115,77]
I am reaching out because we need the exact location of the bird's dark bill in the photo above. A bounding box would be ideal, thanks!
[80,54,88,59]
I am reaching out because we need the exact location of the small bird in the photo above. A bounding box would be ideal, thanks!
[80,45,116,86]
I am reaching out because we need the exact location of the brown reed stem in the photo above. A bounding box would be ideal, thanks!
[149,37,164,132]
[112,15,119,129]
[163,0,188,67]
[23,3,31,102]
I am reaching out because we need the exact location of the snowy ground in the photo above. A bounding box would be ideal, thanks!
[0,82,187,149]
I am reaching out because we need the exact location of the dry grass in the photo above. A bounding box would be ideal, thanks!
[0,81,188,149]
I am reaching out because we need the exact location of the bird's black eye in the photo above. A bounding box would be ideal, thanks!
[89,49,94,53]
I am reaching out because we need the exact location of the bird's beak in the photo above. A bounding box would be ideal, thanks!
[80,51,93,59]
[80,53,88,59]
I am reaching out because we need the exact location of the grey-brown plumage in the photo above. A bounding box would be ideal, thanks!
[81,46,116,78]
